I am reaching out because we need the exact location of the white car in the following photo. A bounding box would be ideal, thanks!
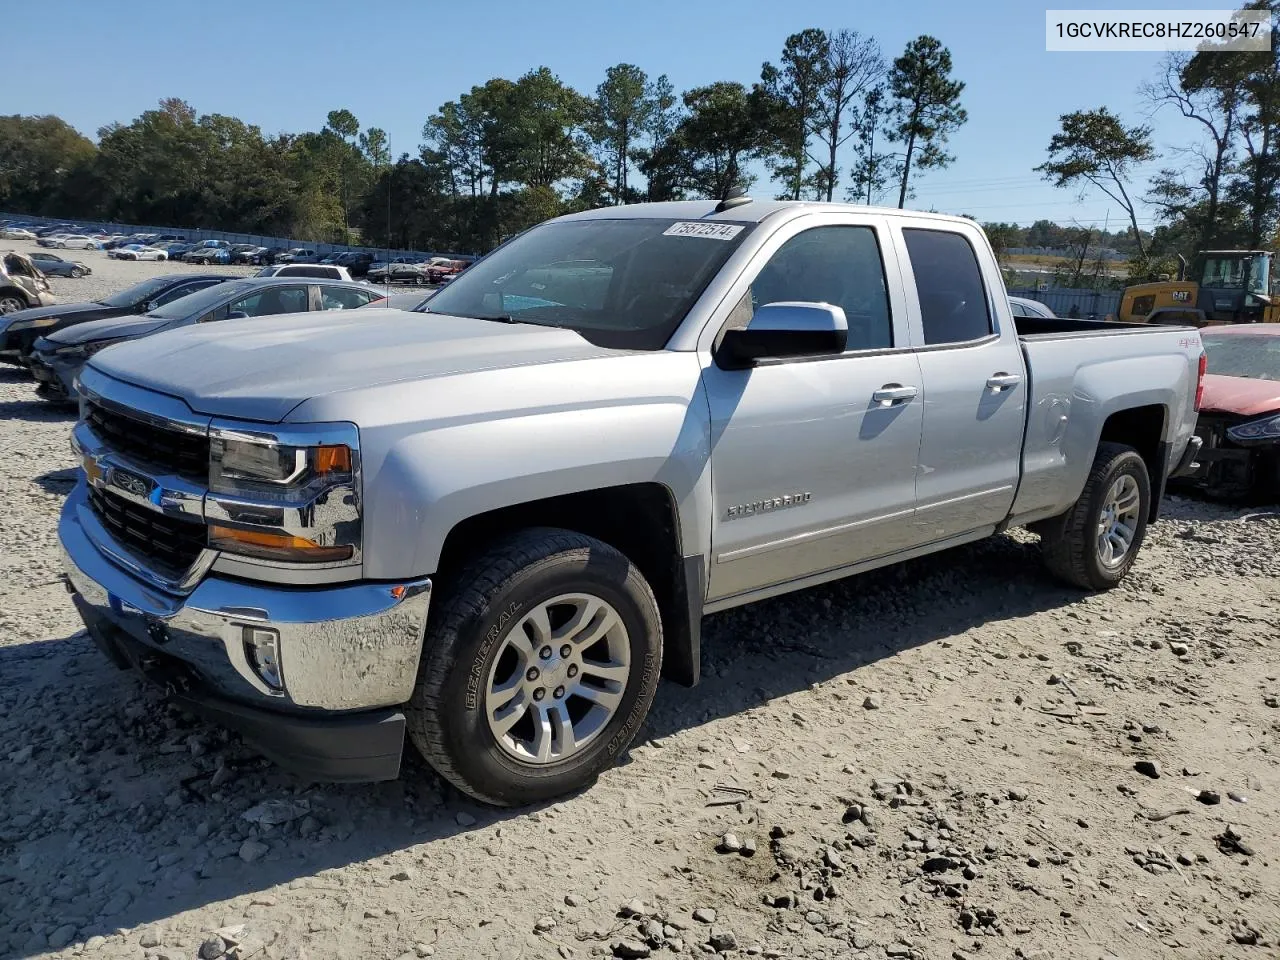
[52,235,100,250]
[254,263,353,282]
[1,227,36,240]
[114,244,168,262]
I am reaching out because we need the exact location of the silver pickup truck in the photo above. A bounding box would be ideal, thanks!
[59,199,1206,806]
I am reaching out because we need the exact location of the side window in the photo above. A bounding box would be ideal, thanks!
[902,229,992,345]
[154,281,213,306]
[321,287,374,310]
[1008,300,1028,318]
[743,225,893,351]
[227,285,309,318]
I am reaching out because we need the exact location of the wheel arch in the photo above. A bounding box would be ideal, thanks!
[1097,403,1169,522]
[432,482,705,687]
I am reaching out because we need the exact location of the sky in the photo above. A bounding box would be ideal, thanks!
[5,0,1231,233]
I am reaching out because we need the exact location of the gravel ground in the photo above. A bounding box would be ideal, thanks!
[6,239,257,303]
[1,271,1279,960]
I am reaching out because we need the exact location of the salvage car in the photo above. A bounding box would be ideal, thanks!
[1175,324,1280,500]
[30,277,385,401]
[0,251,56,314]
[52,234,101,250]
[58,199,1204,805]
[110,244,168,262]
[28,252,91,278]
[0,274,228,367]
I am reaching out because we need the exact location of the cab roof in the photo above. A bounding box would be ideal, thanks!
[556,198,979,227]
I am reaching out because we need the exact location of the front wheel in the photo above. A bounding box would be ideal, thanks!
[0,295,26,314]
[1041,441,1151,590]
[70,267,84,279]
[406,528,663,806]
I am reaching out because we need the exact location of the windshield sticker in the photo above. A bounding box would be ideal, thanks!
[663,221,744,241]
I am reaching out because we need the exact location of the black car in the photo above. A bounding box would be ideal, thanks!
[27,252,92,279]
[0,274,229,368]
[334,252,375,277]
[30,277,387,402]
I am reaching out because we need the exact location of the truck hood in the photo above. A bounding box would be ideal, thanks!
[1199,373,1280,418]
[88,308,629,422]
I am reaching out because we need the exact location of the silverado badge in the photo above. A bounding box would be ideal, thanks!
[725,492,812,520]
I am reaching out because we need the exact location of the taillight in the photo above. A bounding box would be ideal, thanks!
[1194,351,1207,411]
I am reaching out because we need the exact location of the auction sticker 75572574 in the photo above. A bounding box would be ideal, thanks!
[663,221,745,240]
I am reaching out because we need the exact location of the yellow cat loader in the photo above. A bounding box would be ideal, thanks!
[1117,250,1280,327]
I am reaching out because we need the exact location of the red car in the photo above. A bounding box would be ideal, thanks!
[426,258,470,284]
[1181,324,1280,500]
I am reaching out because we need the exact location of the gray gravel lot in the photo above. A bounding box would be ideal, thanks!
[0,270,1277,960]
[7,239,257,303]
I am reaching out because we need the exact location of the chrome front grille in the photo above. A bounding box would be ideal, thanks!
[87,486,207,580]
[86,401,209,482]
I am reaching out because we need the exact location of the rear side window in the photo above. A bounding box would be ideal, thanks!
[321,287,376,310]
[903,229,992,345]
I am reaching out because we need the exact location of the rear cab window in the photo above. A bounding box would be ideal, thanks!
[902,228,993,345]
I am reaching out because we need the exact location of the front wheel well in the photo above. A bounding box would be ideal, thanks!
[1098,404,1168,521]
[435,483,702,686]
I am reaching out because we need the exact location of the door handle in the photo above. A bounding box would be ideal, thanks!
[986,372,1022,392]
[872,384,918,405]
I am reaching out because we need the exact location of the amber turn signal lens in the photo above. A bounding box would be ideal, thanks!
[314,445,352,475]
[209,524,353,563]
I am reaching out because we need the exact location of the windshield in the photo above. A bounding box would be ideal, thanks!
[420,217,754,349]
[1200,256,1249,290]
[101,276,188,309]
[1203,333,1280,381]
[146,280,249,320]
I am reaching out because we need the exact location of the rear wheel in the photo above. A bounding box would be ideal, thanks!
[406,528,663,806]
[1042,442,1151,590]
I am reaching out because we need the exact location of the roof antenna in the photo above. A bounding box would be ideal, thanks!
[714,186,752,213]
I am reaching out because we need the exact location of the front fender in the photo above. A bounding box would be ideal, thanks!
[341,354,714,580]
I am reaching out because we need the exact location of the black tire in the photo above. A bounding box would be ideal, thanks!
[69,267,84,278]
[406,528,662,806]
[0,295,27,315]
[1042,441,1151,590]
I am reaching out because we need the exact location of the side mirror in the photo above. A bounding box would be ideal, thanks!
[717,301,848,369]
[225,311,250,321]
[144,301,159,312]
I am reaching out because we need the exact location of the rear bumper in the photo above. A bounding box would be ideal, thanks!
[1170,435,1203,478]
[59,484,433,781]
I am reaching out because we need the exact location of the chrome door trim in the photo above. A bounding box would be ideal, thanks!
[715,507,915,563]
[914,484,1015,515]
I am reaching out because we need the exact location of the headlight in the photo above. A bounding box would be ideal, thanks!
[10,316,61,332]
[53,339,119,359]
[207,426,361,565]
[212,434,354,488]
[1226,415,1280,443]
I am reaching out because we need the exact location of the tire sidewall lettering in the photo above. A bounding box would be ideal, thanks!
[464,600,522,711]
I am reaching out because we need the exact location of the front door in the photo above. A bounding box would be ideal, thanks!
[703,220,924,602]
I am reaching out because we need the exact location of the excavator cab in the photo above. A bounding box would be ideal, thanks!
[1191,250,1274,323]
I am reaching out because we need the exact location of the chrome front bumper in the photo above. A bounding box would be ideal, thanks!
[60,484,432,712]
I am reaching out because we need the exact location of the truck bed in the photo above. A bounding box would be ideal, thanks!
[1008,315,1202,528]
[1012,314,1186,338]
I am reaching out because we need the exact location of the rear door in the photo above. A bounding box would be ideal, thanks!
[893,220,1026,542]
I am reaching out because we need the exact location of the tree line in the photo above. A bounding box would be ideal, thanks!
[0,29,968,253]
[1035,0,1280,280]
